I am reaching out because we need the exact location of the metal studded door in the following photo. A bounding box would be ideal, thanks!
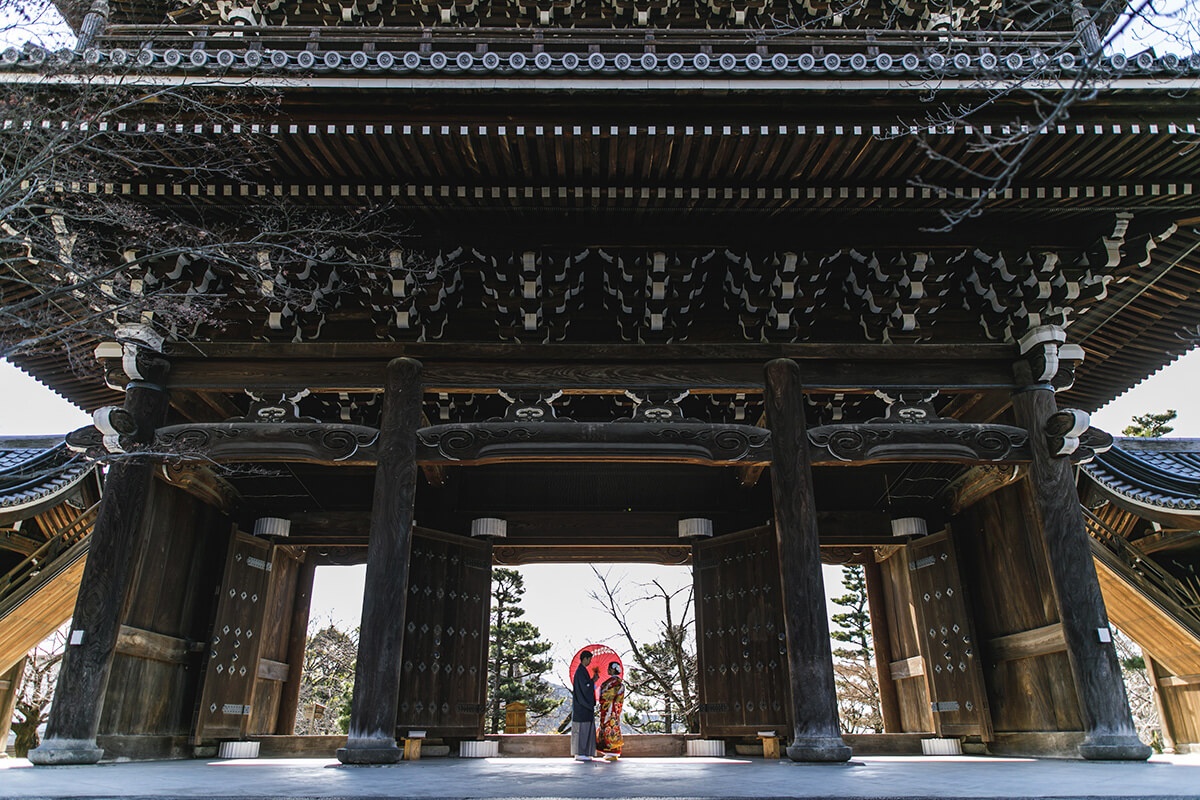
[395,527,492,738]
[693,526,791,737]
[907,528,993,740]
[194,531,274,741]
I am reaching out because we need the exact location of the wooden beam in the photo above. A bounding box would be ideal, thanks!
[156,342,1018,394]
[1157,673,1200,687]
[986,623,1067,662]
[257,658,290,682]
[0,530,44,557]
[1132,529,1200,555]
[889,656,925,680]
[115,625,191,665]
[165,342,1016,362]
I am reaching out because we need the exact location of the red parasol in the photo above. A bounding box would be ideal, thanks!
[568,644,623,701]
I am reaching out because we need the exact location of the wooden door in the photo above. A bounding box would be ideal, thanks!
[907,529,993,740]
[194,531,274,741]
[693,526,791,737]
[395,527,491,739]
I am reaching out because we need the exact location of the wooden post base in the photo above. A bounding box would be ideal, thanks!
[1079,735,1153,761]
[26,738,104,765]
[787,737,854,763]
[336,740,402,765]
[403,738,422,761]
[760,736,780,760]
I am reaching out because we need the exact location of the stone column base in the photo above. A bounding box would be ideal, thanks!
[337,740,402,765]
[787,737,853,763]
[1079,734,1152,761]
[27,738,104,765]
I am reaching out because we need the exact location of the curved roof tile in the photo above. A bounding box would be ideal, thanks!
[1082,438,1200,513]
[0,437,95,514]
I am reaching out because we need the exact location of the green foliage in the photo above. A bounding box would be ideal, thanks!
[621,623,696,733]
[487,568,558,733]
[1122,655,1146,672]
[296,623,358,735]
[829,566,883,734]
[831,565,872,661]
[1124,410,1177,438]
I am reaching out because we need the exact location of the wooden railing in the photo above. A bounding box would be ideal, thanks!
[0,502,99,608]
[1082,505,1200,632]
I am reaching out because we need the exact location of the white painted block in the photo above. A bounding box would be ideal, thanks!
[217,741,260,759]
[686,739,725,757]
[460,740,498,758]
[921,738,962,756]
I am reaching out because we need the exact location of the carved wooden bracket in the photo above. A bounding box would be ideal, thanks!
[67,422,380,466]
[807,422,1030,464]
[939,464,1026,515]
[415,421,772,466]
[1046,409,1114,463]
[1016,324,1085,392]
[158,462,241,513]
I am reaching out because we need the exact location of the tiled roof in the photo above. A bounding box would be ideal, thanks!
[0,436,94,514]
[1082,438,1200,513]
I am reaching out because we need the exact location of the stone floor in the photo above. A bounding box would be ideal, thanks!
[2,753,1200,800]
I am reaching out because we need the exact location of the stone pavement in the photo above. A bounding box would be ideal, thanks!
[2,754,1199,800]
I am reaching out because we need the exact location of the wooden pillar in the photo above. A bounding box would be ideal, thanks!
[276,554,317,735]
[1011,363,1150,761]
[30,371,169,766]
[0,658,26,757]
[864,559,902,734]
[1144,656,1177,754]
[764,359,851,762]
[338,358,422,765]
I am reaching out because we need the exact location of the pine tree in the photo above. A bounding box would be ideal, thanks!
[487,568,557,733]
[1124,410,1177,438]
[829,565,882,734]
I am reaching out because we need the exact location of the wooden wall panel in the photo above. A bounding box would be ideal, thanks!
[1148,656,1200,750]
[952,479,1083,733]
[878,551,934,733]
[98,479,231,738]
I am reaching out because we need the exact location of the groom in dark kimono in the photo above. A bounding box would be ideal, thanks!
[570,650,597,761]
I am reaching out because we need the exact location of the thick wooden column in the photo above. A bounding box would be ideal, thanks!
[864,559,902,733]
[1011,367,1150,761]
[0,657,26,757]
[29,375,169,765]
[276,554,317,735]
[764,359,851,762]
[338,358,422,765]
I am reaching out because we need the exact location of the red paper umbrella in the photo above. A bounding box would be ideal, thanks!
[569,644,623,701]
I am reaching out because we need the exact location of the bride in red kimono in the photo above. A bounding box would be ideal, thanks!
[596,662,625,759]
